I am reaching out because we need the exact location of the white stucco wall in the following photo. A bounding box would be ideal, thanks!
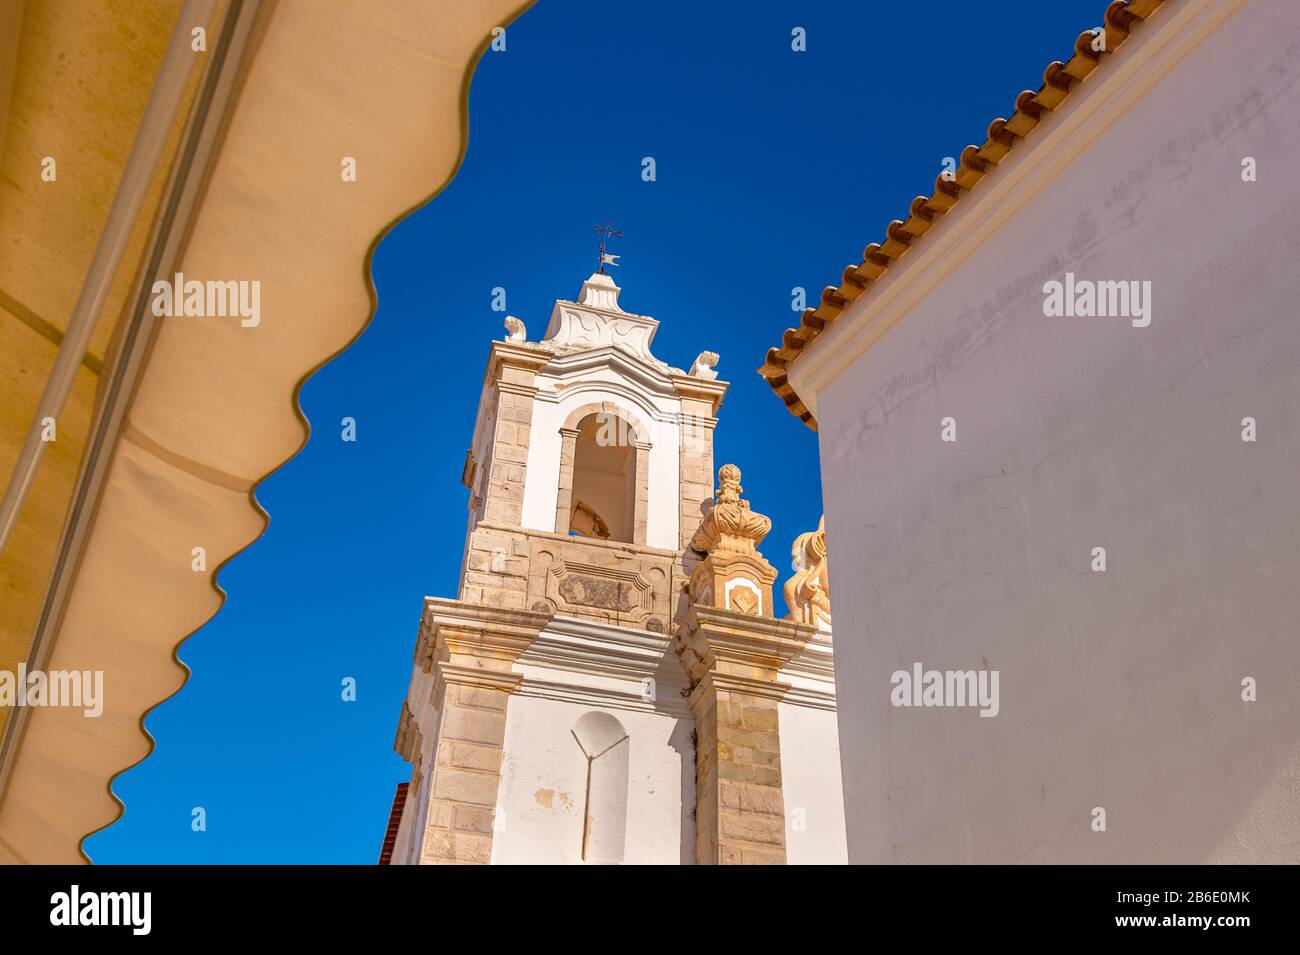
[487,617,695,864]
[778,702,848,864]
[492,694,695,864]
[809,0,1300,862]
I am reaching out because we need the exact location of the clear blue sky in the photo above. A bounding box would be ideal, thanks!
[87,0,1105,863]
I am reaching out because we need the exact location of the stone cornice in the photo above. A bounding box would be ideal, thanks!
[781,685,837,712]
[777,633,838,711]
[689,603,819,644]
[417,596,553,673]
[496,380,539,400]
[513,679,690,716]
[677,605,818,687]
[670,372,729,415]
[780,632,836,684]
[486,339,555,380]
[435,662,525,694]
[677,411,719,430]
[520,614,675,675]
[686,671,792,711]
[514,616,692,716]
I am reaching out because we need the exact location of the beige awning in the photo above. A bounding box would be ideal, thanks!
[0,0,530,864]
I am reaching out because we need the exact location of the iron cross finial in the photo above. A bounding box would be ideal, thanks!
[592,219,624,275]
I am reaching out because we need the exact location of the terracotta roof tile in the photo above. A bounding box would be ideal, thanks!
[377,781,409,865]
[759,0,1169,430]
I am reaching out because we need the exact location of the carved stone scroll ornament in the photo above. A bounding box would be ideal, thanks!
[784,516,831,630]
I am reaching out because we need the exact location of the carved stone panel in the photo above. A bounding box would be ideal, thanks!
[558,567,637,612]
[520,533,676,631]
[547,559,652,626]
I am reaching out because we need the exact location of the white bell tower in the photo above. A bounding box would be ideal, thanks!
[386,265,847,865]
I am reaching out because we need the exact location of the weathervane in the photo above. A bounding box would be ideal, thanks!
[592,219,623,275]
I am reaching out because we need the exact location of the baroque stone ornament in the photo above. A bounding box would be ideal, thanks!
[503,315,526,342]
[540,273,676,372]
[690,464,772,555]
[687,465,778,616]
[689,350,719,380]
[784,516,831,631]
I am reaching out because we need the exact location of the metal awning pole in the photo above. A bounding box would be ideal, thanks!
[0,0,217,557]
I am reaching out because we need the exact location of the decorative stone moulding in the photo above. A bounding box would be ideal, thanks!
[541,272,673,372]
[414,598,552,677]
[524,537,675,631]
[547,559,654,619]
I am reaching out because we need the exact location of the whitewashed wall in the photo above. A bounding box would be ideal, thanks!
[808,0,1300,863]
[779,702,848,864]
[492,694,694,864]
[489,619,695,864]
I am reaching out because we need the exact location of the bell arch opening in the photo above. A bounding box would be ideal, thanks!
[567,412,638,543]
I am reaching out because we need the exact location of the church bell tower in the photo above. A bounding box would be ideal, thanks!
[386,263,847,865]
